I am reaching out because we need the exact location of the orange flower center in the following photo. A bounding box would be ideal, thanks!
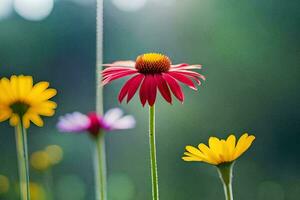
[135,53,171,73]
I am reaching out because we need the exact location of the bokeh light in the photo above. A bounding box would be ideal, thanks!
[45,145,64,165]
[56,175,86,200]
[30,182,46,200]
[14,0,54,21]
[30,151,51,171]
[0,0,13,20]
[257,181,285,200]
[111,0,147,12]
[0,175,10,194]
[108,173,135,200]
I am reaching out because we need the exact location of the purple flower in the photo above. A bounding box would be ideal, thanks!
[57,108,135,136]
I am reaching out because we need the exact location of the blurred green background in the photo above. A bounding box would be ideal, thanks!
[0,0,299,199]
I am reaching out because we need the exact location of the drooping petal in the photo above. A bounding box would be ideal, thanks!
[162,73,184,102]
[126,74,144,103]
[147,75,157,106]
[167,71,197,90]
[154,74,172,104]
[139,75,151,106]
[102,70,138,85]
[102,60,135,68]
[118,74,144,103]
[102,67,137,75]
[171,64,202,70]
[170,69,206,84]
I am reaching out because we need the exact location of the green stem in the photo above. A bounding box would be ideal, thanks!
[95,0,105,199]
[44,168,54,200]
[94,134,107,200]
[15,122,31,200]
[217,163,234,200]
[149,105,159,200]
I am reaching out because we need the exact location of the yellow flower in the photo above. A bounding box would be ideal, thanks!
[182,133,255,165]
[0,75,57,128]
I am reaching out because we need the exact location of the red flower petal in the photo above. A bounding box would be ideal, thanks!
[167,71,197,90]
[118,74,144,103]
[127,74,144,103]
[163,73,184,102]
[147,75,157,106]
[139,76,149,106]
[155,74,172,104]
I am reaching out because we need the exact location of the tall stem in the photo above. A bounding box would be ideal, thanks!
[94,134,107,200]
[15,122,31,200]
[149,105,159,200]
[44,169,54,200]
[217,163,234,200]
[95,0,106,200]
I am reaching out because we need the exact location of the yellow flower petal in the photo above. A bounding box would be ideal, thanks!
[234,135,255,159]
[0,75,57,128]
[9,114,20,126]
[28,114,44,127]
[182,133,255,166]
[198,143,219,164]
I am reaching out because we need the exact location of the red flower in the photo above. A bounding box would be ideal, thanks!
[102,53,205,106]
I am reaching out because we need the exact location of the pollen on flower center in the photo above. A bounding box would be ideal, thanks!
[10,101,29,117]
[135,53,171,74]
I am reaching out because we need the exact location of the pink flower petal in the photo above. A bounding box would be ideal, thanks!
[102,67,136,76]
[102,70,137,85]
[163,73,184,102]
[103,60,135,68]
[171,64,202,70]
[167,71,197,90]
[155,74,172,104]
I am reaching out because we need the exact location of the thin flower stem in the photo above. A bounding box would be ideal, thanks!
[149,105,159,200]
[44,168,54,200]
[95,0,105,200]
[94,134,107,200]
[217,163,234,200]
[15,122,31,200]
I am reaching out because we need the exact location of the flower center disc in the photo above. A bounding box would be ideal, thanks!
[135,53,171,74]
[10,102,29,117]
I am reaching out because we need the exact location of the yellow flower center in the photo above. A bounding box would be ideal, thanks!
[10,101,29,117]
[135,53,171,73]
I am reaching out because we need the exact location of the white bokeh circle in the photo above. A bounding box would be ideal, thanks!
[0,0,13,20]
[112,0,147,12]
[14,0,54,21]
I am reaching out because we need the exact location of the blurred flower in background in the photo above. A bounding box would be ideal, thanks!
[0,175,10,195]
[57,108,135,136]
